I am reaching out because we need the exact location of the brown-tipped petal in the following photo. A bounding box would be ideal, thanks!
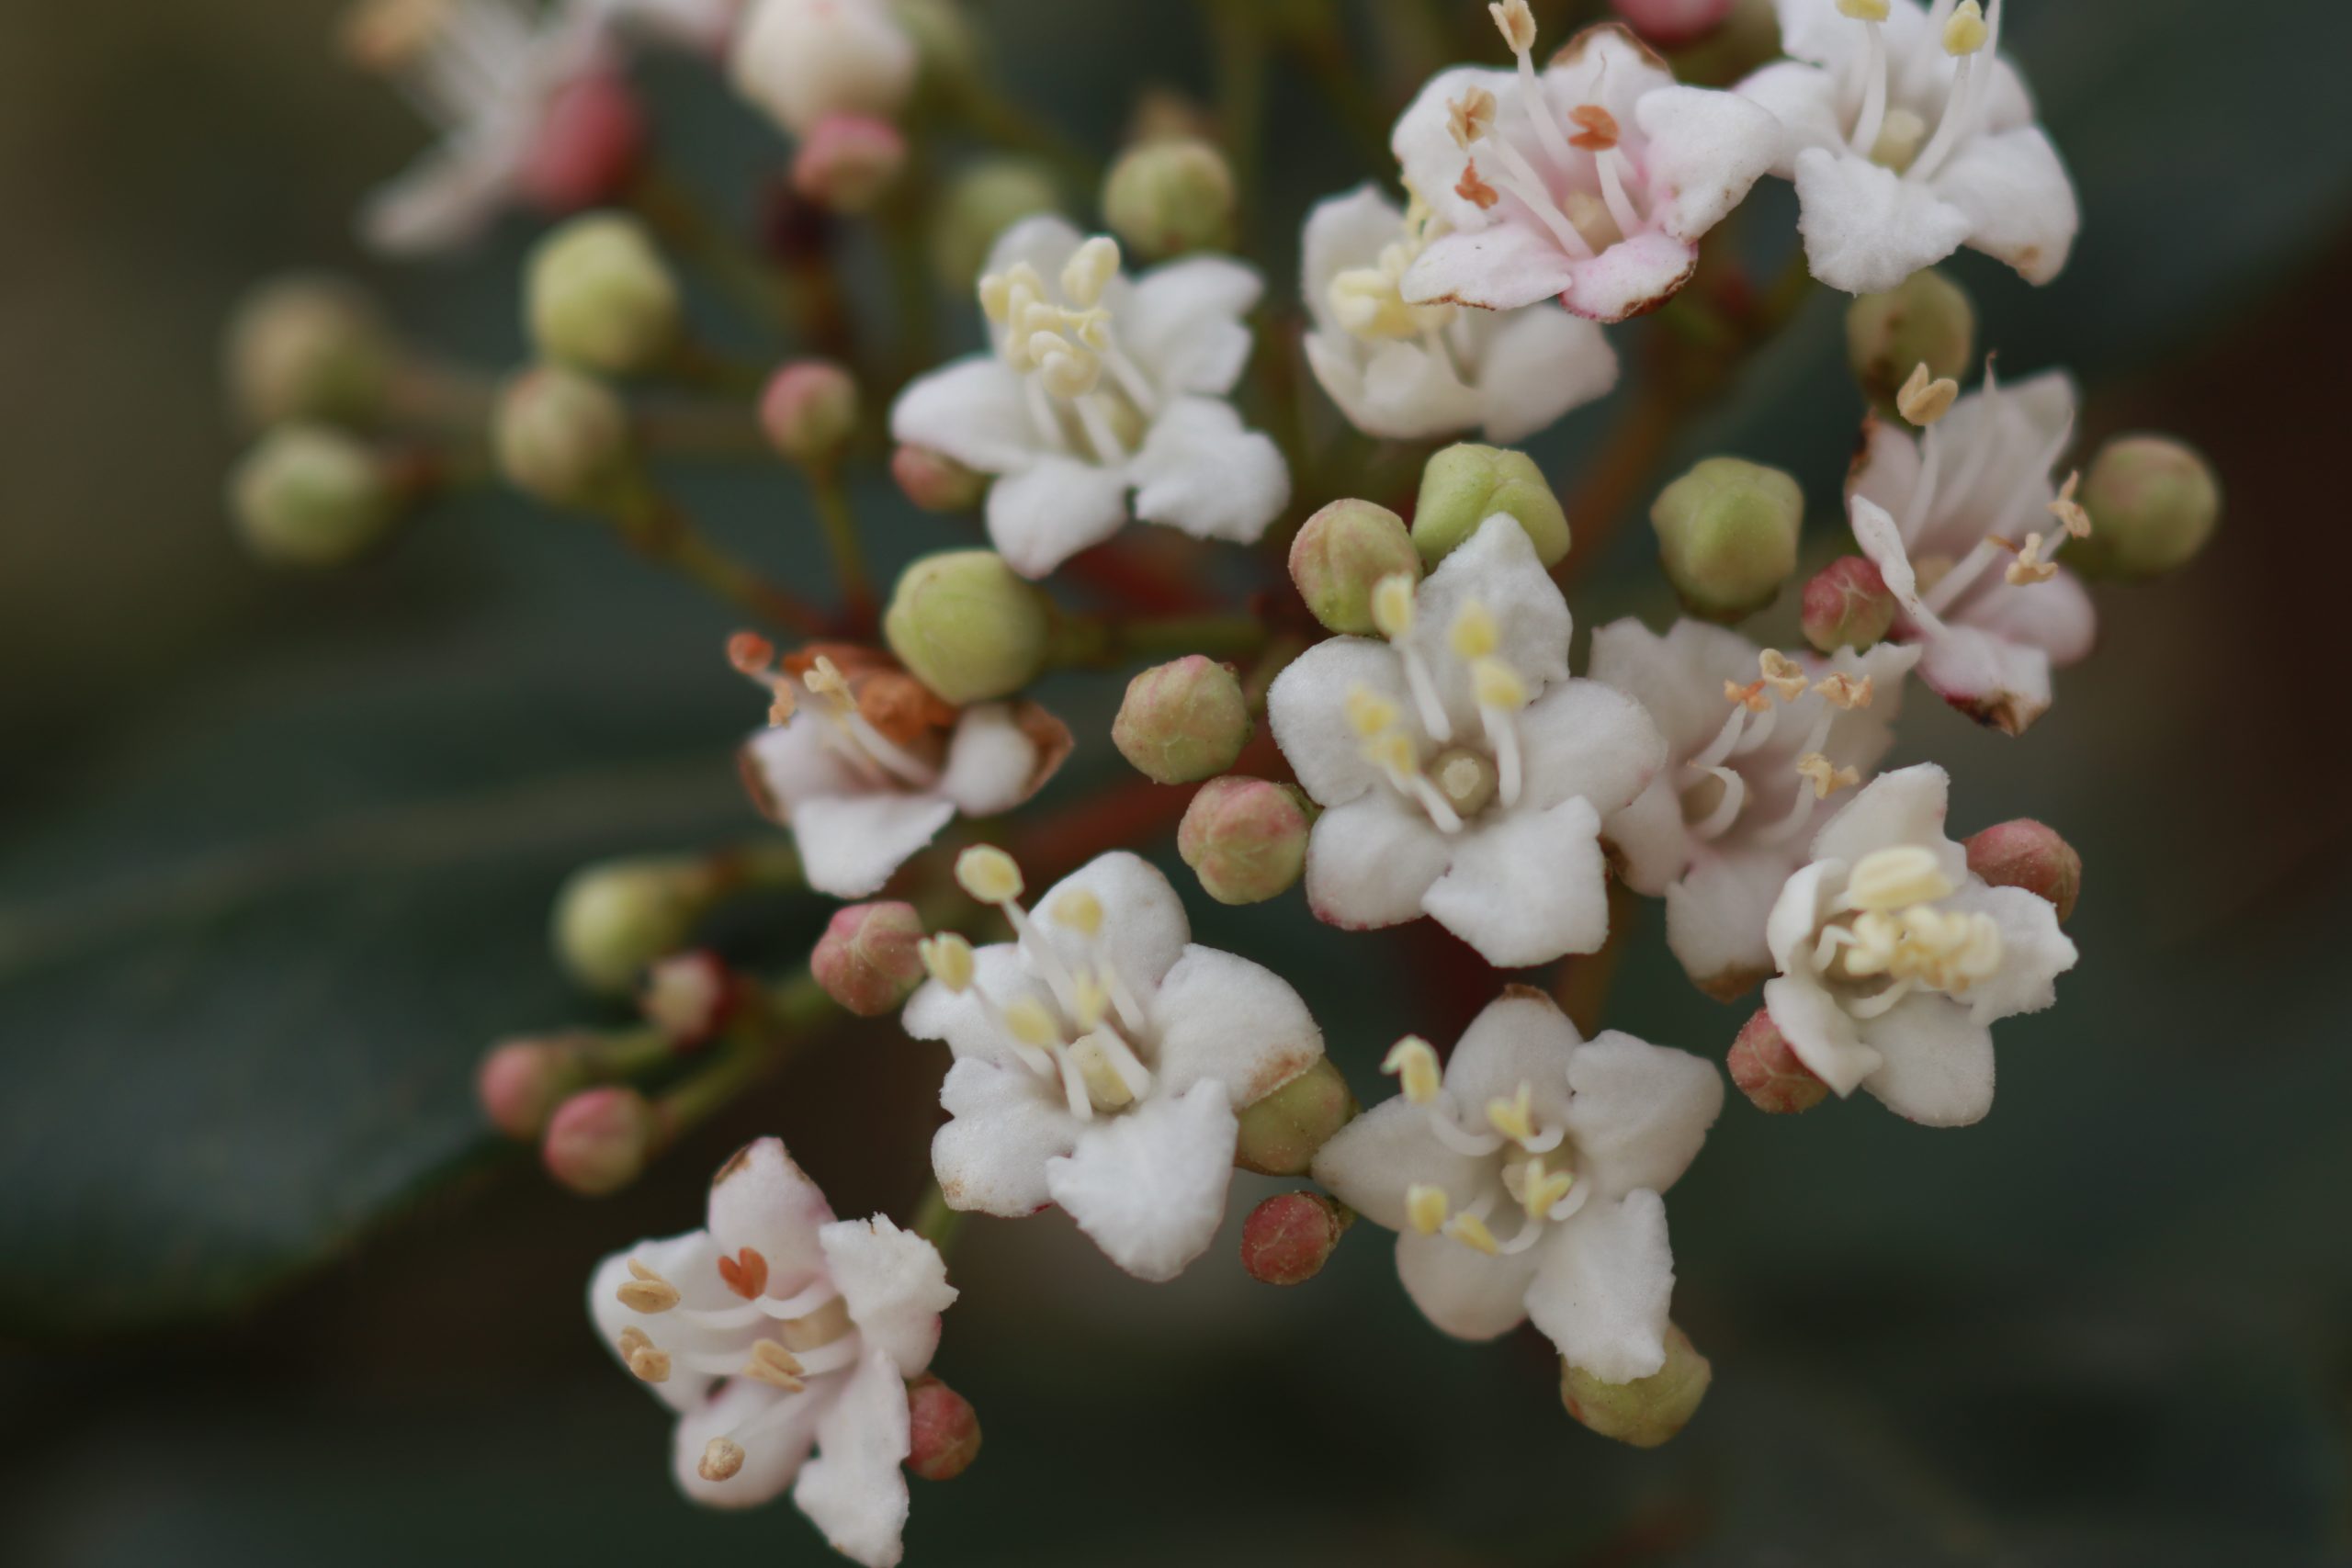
[1964,818,2082,923]
[1727,1007,1829,1115]
[1239,1191,1350,1286]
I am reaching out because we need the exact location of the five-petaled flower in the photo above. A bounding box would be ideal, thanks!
[590,1138,956,1567]
[1313,988,1722,1382]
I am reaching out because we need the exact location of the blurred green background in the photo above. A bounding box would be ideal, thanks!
[5,1,2351,1563]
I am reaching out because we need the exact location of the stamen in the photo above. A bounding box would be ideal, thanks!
[1444,1212,1501,1255]
[1486,1082,1537,1145]
[1406,1183,1449,1236]
[699,1437,746,1483]
[1592,147,1645,246]
[1795,753,1861,798]
[918,933,975,992]
[1370,574,1415,639]
[616,1258,680,1314]
[1843,845,1956,912]
[1455,161,1502,211]
[1943,0,1988,56]
[2049,470,2093,539]
[1066,1033,1137,1111]
[1815,672,1873,709]
[1447,87,1498,151]
[1687,765,1747,841]
[1488,2,1580,177]
[1374,575,1453,744]
[1897,363,1960,425]
[2006,532,2058,586]
[1566,106,1619,152]
[743,1339,806,1392]
[1759,649,1810,702]
[1346,685,1402,738]
[1842,3,1892,160]
[618,1326,671,1383]
[1060,237,1121,309]
[956,846,1024,905]
[1425,1105,1509,1157]
[1724,679,1771,714]
[716,1247,769,1301]
[1001,996,1062,1049]
[1383,1035,1443,1103]
[1051,889,1104,936]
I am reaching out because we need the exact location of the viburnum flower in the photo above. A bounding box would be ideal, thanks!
[1267,516,1666,967]
[733,637,1071,898]
[1389,7,1782,323]
[901,849,1325,1280]
[1301,183,1619,444]
[729,0,914,136]
[1312,989,1722,1381]
[1736,0,2077,293]
[589,1138,956,1567]
[1591,619,1919,996]
[1846,365,2093,734]
[1761,762,2077,1125]
[889,220,1290,580]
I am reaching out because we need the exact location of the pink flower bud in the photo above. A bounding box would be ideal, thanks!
[1179,775,1311,906]
[1233,1057,1355,1176]
[1727,1007,1828,1115]
[791,113,908,214]
[519,70,647,215]
[477,1034,594,1140]
[891,443,987,512]
[542,1086,662,1196]
[1239,1191,1349,1286]
[1113,656,1252,784]
[1965,818,2082,923]
[812,901,928,1016]
[760,359,860,466]
[1561,1321,1712,1448]
[1801,555,1897,653]
[905,1374,982,1481]
[1609,0,1736,47]
[639,950,745,1048]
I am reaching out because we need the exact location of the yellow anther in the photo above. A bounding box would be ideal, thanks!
[1472,657,1527,712]
[1060,235,1121,309]
[618,1327,671,1384]
[1846,845,1956,912]
[1365,729,1421,777]
[1444,1212,1501,1255]
[1759,649,1810,702]
[698,1438,746,1483]
[1071,971,1111,1032]
[1382,1035,1443,1104]
[1329,266,1418,340]
[956,845,1024,904]
[1518,1160,1574,1219]
[2006,532,2059,587]
[1943,0,1988,55]
[2049,471,2093,539]
[1067,1034,1136,1111]
[1837,0,1890,18]
[1815,672,1873,710]
[1487,0,1537,54]
[616,1259,680,1314]
[1449,601,1498,661]
[1724,678,1771,713]
[917,932,975,993]
[1795,752,1861,799]
[1406,1183,1449,1236]
[1345,685,1401,738]
[1051,888,1104,936]
[1371,573,1417,640]
[978,271,1013,323]
[1447,85,1498,151]
[1897,363,1961,425]
[744,1339,806,1391]
[1002,996,1062,1049]
[1487,1082,1537,1145]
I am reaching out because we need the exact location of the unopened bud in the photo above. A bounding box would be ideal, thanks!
[516,70,646,216]
[1289,498,1421,634]
[729,0,916,135]
[526,213,681,376]
[639,950,745,1047]
[812,901,928,1016]
[1178,775,1311,906]
[891,0,980,93]
[1845,268,1975,407]
[1727,1006,1828,1114]
[477,1033,596,1140]
[931,157,1061,289]
[542,1086,662,1196]
[494,365,633,505]
[222,275,395,429]
[891,443,987,512]
[1650,457,1803,621]
[226,424,401,568]
[1964,818,2081,923]
[1561,1321,1712,1448]
[1112,657,1251,784]
[1233,1056,1355,1177]
[552,854,716,996]
[1609,0,1736,47]
[760,359,860,466]
[905,1373,982,1481]
[1801,554,1898,652]
[1239,1190,1350,1286]
[882,549,1052,704]
[2068,434,2222,580]
[1101,137,1237,260]
[791,113,908,214]
[1414,444,1571,569]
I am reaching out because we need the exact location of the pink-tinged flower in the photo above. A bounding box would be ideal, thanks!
[1390,13,1782,322]
[1312,989,1722,1382]
[1761,763,2077,1126]
[1845,366,2093,734]
[889,220,1291,580]
[589,1139,956,1566]
[729,0,913,136]
[1268,517,1666,968]
[901,850,1326,1281]
[1591,619,1918,997]
[1736,0,2077,293]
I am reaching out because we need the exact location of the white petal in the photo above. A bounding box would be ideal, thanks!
[1735,61,1847,175]
[1588,616,1759,761]
[1308,331,1483,443]
[930,1056,1077,1216]
[1933,125,2077,286]
[1809,762,1957,867]
[886,355,1040,476]
[1442,987,1581,1125]
[1310,1097,1487,1235]
[1516,678,1668,817]
[671,1377,825,1507]
[900,944,1055,1066]
[1848,421,1926,548]
[1763,972,1880,1097]
[1605,780,1692,898]
[794,1350,914,1568]
[791,792,957,899]
[1856,992,1996,1127]
[1953,568,2097,668]
[1045,1082,1239,1281]
[1565,1032,1724,1200]
[1128,396,1289,546]
[936,704,1039,818]
[1035,850,1191,991]
[1265,636,1409,808]
[1408,513,1574,716]
[1303,791,1453,931]
[590,1229,730,1413]
[1791,145,1973,295]
[739,709,864,821]
[1473,305,1620,444]
[1150,945,1325,1107]
[1394,1227,1541,1341]
[1403,226,1580,313]
[983,456,1132,580]
[1525,1191,1674,1382]
[818,1215,956,1376]
[707,1137,838,1292]
[1664,849,1792,991]
[1300,185,1408,330]
[1121,256,1263,396]
[1916,621,2055,734]
[1422,796,1611,967]
[1944,881,2078,1024]
[358,131,526,256]
[1635,85,1785,243]
[1391,66,1521,233]
[1562,230,1701,324]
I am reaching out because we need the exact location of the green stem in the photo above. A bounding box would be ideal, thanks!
[806,465,876,627]
[1049,612,1275,670]
[604,483,831,637]
[654,970,838,1140]
[910,1179,964,1253]
[626,167,791,339]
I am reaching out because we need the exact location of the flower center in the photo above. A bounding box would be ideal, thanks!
[1326,192,1476,377]
[1341,582,1532,834]
[1431,746,1498,816]
[1383,1036,1585,1258]
[978,235,1159,468]
[1679,652,1871,848]
[1809,844,2005,1018]
[729,636,946,794]
[1837,0,1998,185]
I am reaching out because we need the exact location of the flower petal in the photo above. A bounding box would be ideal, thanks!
[1588,616,1759,760]
[790,792,958,899]
[983,456,1133,580]
[930,1056,1077,1216]
[1408,513,1574,720]
[1944,881,2078,1024]
[794,1350,915,1568]
[980,213,1088,288]
[671,1376,825,1507]
[1045,1081,1239,1281]
[1563,231,1700,323]
[1791,145,1973,295]
[1953,568,2096,669]
[1300,185,1409,329]
[590,1229,731,1412]
[1442,987,1581,1126]
[1311,1097,1487,1235]
[1035,850,1192,992]
[1392,65,1521,234]
[1394,1228,1541,1341]
[1303,791,1453,931]
[1855,991,1996,1127]
[1763,971,1881,1096]
[1735,61,1846,175]
[707,1137,839,1292]
[1665,849,1792,993]
[1128,395,1290,546]
[818,1215,956,1376]
[1122,256,1263,396]
[1150,944,1325,1108]
[1525,1191,1674,1382]
[1516,678,1668,817]
[1565,1032,1724,1200]
[901,944,1055,1066]
[886,355,1041,476]
[1635,84,1784,243]
[936,702,1044,818]
[1404,224,1581,313]
[1916,621,2056,734]
[1809,762,1957,868]
[739,708,864,821]
[1422,796,1611,966]
[1474,304,1619,443]
[359,140,526,257]
[1266,636,1411,808]
[1308,331,1483,443]
[1933,124,2077,286]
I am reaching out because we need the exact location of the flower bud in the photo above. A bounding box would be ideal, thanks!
[1964,818,2081,923]
[1727,1006,1828,1114]
[791,113,908,214]
[1801,554,1898,653]
[1179,775,1311,906]
[1101,137,1238,260]
[542,1086,662,1196]
[2067,434,2222,580]
[904,1373,982,1481]
[226,424,401,568]
[891,0,980,92]
[730,0,916,136]
[760,359,860,467]
[222,274,395,430]
[1649,457,1804,621]
[882,550,1052,704]
[551,854,716,996]
[1289,498,1421,635]
[1233,1056,1355,1177]
[931,157,1060,289]
[812,901,928,1016]
[1610,0,1736,48]
[494,365,634,505]
[1111,657,1251,784]
[1413,444,1571,569]
[891,443,987,512]
[1560,1321,1712,1449]
[478,1033,596,1140]
[526,213,681,376]
[639,950,745,1047]
[1239,1190,1350,1286]
[516,70,646,216]
[1845,268,1975,408]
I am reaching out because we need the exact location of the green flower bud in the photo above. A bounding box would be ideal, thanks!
[226,424,401,568]
[1101,137,1237,260]
[883,549,1053,704]
[551,854,718,996]
[1413,444,1571,569]
[2067,434,2222,580]
[890,0,980,93]
[932,157,1061,291]
[1179,775,1310,906]
[1649,456,1804,620]
[1560,1321,1713,1448]
[221,274,395,430]
[1112,656,1251,784]
[1845,268,1975,407]
[1289,498,1421,634]
[493,365,634,505]
[760,359,860,466]
[1233,1055,1355,1176]
[526,212,681,376]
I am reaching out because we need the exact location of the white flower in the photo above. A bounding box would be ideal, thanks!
[1312,989,1721,1381]
[889,219,1291,580]
[1301,183,1619,444]
[590,1138,956,1567]
[1267,516,1666,968]
[737,644,1070,898]
[1761,762,2077,1126]
[729,0,914,136]
[1391,17,1781,322]
[901,850,1325,1281]
[1591,619,1919,995]
[1846,366,2094,734]
[1736,0,2077,293]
